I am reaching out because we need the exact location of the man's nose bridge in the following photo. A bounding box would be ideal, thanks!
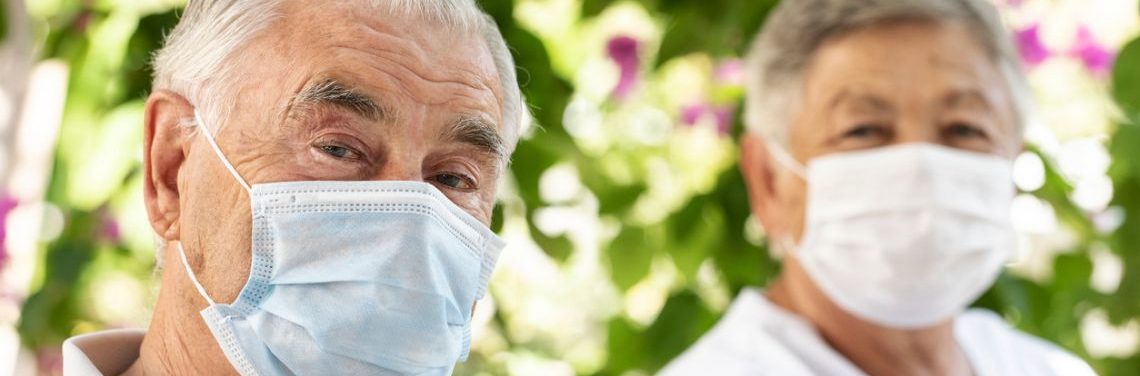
[370,107,431,182]
[371,156,422,182]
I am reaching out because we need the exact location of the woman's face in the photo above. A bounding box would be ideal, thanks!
[745,20,1021,244]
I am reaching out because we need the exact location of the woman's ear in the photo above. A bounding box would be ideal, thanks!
[144,90,195,242]
[740,133,781,235]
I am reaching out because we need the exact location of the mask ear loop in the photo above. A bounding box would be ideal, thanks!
[763,140,808,181]
[194,110,252,193]
[179,109,248,307]
[178,242,218,306]
[775,235,799,259]
[761,140,808,258]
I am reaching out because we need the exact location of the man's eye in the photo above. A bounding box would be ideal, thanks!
[316,143,358,160]
[946,123,989,140]
[432,173,476,190]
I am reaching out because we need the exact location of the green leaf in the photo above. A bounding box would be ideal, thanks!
[604,317,648,374]
[580,0,613,18]
[1029,147,1096,240]
[666,198,719,281]
[606,226,656,291]
[590,181,646,215]
[529,220,574,263]
[1052,253,1093,291]
[641,291,718,372]
[1112,38,1140,118]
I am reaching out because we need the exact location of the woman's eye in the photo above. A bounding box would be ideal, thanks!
[947,123,989,140]
[432,173,476,190]
[844,124,889,139]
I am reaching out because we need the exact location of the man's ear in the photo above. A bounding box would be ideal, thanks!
[740,133,780,235]
[144,90,194,242]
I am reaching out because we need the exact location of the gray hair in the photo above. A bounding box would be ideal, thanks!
[744,0,1033,145]
[152,0,526,153]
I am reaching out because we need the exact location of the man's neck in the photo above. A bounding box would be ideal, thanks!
[123,252,235,376]
[766,257,974,376]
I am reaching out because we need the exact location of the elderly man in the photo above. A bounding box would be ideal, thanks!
[60,1,523,375]
[664,0,1096,375]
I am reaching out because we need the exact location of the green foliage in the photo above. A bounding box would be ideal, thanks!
[17,2,172,350]
[604,291,717,374]
[582,0,777,63]
[0,1,8,42]
[606,226,655,291]
[18,209,115,349]
[1106,37,1140,334]
[1114,38,1140,119]
[1106,114,1140,327]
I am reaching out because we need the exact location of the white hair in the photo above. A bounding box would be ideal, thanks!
[150,0,526,269]
[744,0,1034,146]
[152,0,526,152]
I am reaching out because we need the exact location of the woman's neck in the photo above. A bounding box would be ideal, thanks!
[765,256,974,376]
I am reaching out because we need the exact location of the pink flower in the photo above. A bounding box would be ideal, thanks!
[607,35,641,100]
[681,102,734,136]
[0,194,17,270]
[1070,26,1116,77]
[714,59,745,86]
[1015,24,1051,68]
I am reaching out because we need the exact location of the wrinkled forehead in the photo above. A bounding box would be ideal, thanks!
[801,22,1016,116]
[238,0,505,124]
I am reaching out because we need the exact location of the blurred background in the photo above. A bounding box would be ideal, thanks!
[0,0,1138,375]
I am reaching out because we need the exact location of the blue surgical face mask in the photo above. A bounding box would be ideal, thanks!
[178,110,506,375]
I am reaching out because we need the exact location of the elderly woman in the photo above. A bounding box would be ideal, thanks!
[664,0,1095,375]
[61,1,522,375]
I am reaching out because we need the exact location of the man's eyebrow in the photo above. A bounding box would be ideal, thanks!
[289,78,393,122]
[443,116,507,162]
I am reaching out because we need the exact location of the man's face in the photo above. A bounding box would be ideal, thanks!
[150,1,506,304]
[742,20,1021,244]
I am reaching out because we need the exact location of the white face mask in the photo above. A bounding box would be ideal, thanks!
[180,111,506,375]
[768,142,1016,329]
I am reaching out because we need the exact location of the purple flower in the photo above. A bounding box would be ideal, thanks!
[1070,26,1116,77]
[714,59,745,86]
[0,194,17,271]
[681,103,707,125]
[1015,24,1051,68]
[97,206,122,245]
[680,102,734,136]
[712,106,734,135]
[607,35,641,100]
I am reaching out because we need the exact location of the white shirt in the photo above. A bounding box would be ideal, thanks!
[660,289,1096,376]
[62,329,146,376]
